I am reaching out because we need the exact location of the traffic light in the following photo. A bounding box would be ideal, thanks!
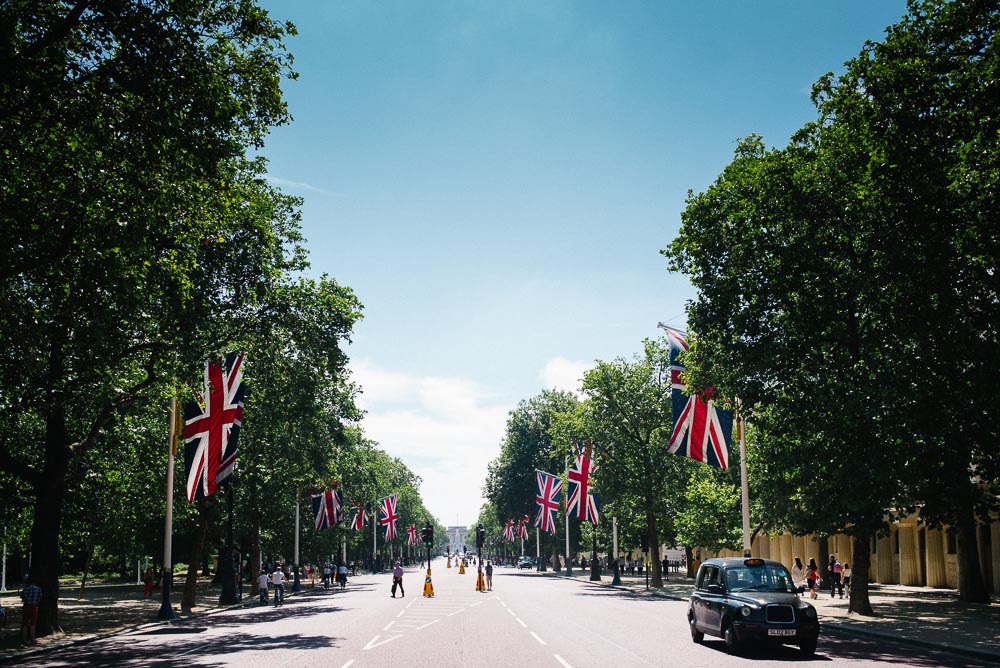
[476,526,485,549]
[421,526,434,547]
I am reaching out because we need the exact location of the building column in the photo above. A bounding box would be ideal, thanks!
[898,524,920,586]
[876,532,894,584]
[777,533,791,569]
[925,527,948,588]
[757,535,771,560]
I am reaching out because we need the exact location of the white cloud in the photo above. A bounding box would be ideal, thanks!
[351,360,511,526]
[538,356,591,396]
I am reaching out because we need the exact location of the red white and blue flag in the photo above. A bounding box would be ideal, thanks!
[533,470,562,534]
[351,501,368,531]
[503,520,515,542]
[184,353,246,503]
[379,494,399,541]
[658,323,733,469]
[407,525,418,546]
[311,489,343,531]
[518,515,530,540]
[566,440,600,525]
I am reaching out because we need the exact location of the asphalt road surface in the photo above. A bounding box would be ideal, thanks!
[14,558,986,667]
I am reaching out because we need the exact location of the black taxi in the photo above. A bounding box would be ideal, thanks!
[688,557,819,656]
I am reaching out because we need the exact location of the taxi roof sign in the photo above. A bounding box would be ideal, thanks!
[744,558,766,567]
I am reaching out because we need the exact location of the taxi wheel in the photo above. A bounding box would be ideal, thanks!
[689,618,703,644]
[723,619,741,654]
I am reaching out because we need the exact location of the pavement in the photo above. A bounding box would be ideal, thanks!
[551,567,1000,663]
[1,567,998,664]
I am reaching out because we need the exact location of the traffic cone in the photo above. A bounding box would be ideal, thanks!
[447,557,452,568]
[458,560,466,574]
[423,568,435,598]
[475,568,486,592]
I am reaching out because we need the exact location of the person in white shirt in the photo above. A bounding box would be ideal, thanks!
[271,564,286,606]
[257,570,270,604]
[790,556,806,587]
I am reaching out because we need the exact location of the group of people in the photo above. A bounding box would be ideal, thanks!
[790,554,852,599]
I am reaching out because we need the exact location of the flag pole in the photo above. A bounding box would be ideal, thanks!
[564,454,571,576]
[292,494,302,592]
[739,411,751,556]
[372,501,377,574]
[157,396,178,620]
[612,515,621,585]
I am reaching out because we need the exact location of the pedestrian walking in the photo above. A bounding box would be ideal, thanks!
[391,561,405,598]
[485,561,493,591]
[337,562,348,589]
[790,556,806,586]
[842,562,852,593]
[828,554,844,598]
[142,567,155,599]
[806,558,821,599]
[20,575,42,646]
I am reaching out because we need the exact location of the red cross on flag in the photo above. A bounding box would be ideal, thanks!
[379,494,399,541]
[184,353,245,503]
[567,440,600,525]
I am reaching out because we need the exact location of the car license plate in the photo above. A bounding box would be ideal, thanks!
[768,629,796,636]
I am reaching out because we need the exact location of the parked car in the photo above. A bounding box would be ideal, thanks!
[517,556,534,569]
[688,557,820,656]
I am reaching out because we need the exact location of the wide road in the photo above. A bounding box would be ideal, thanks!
[18,557,983,667]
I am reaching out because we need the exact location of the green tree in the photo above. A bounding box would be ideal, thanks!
[580,338,699,588]
[0,1,299,632]
[483,390,578,564]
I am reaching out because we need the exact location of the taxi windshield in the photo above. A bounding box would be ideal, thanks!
[724,565,796,592]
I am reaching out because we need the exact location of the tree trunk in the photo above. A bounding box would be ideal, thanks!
[955,520,990,603]
[182,498,210,613]
[848,530,875,615]
[249,526,261,585]
[31,401,71,637]
[646,511,662,588]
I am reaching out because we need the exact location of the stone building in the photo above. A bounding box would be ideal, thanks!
[701,513,1000,593]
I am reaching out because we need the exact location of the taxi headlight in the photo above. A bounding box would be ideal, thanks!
[741,605,752,617]
[803,605,817,619]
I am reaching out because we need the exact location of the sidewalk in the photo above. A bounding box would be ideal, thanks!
[552,569,1000,662]
[0,576,326,663]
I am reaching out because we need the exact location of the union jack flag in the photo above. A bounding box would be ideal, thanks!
[184,353,246,503]
[658,323,733,469]
[407,525,418,546]
[311,489,343,531]
[379,494,399,541]
[533,470,562,534]
[518,515,530,540]
[567,440,600,525]
[503,520,515,542]
[351,501,368,531]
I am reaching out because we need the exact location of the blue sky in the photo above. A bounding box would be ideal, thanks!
[258,0,909,527]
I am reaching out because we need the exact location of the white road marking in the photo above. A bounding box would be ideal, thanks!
[470,600,484,607]
[363,634,402,650]
[516,618,527,628]
[396,610,405,618]
[383,621,395,631]
[554,655,572,668]
[507,608,516,616]
[500,601,508,607]
[340,661,355,668]
[414,619,440,631]
[448,609,464,617]
[530,631,547,646]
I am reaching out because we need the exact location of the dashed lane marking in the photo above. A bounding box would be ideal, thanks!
[413,619,440,631]
[554,654,572,668]
[530,631,547,646]
[363,635,402,650]
[383,621,395,631]
[448,609,463,617]
[516,618,527,628]
[340,661,355,668]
